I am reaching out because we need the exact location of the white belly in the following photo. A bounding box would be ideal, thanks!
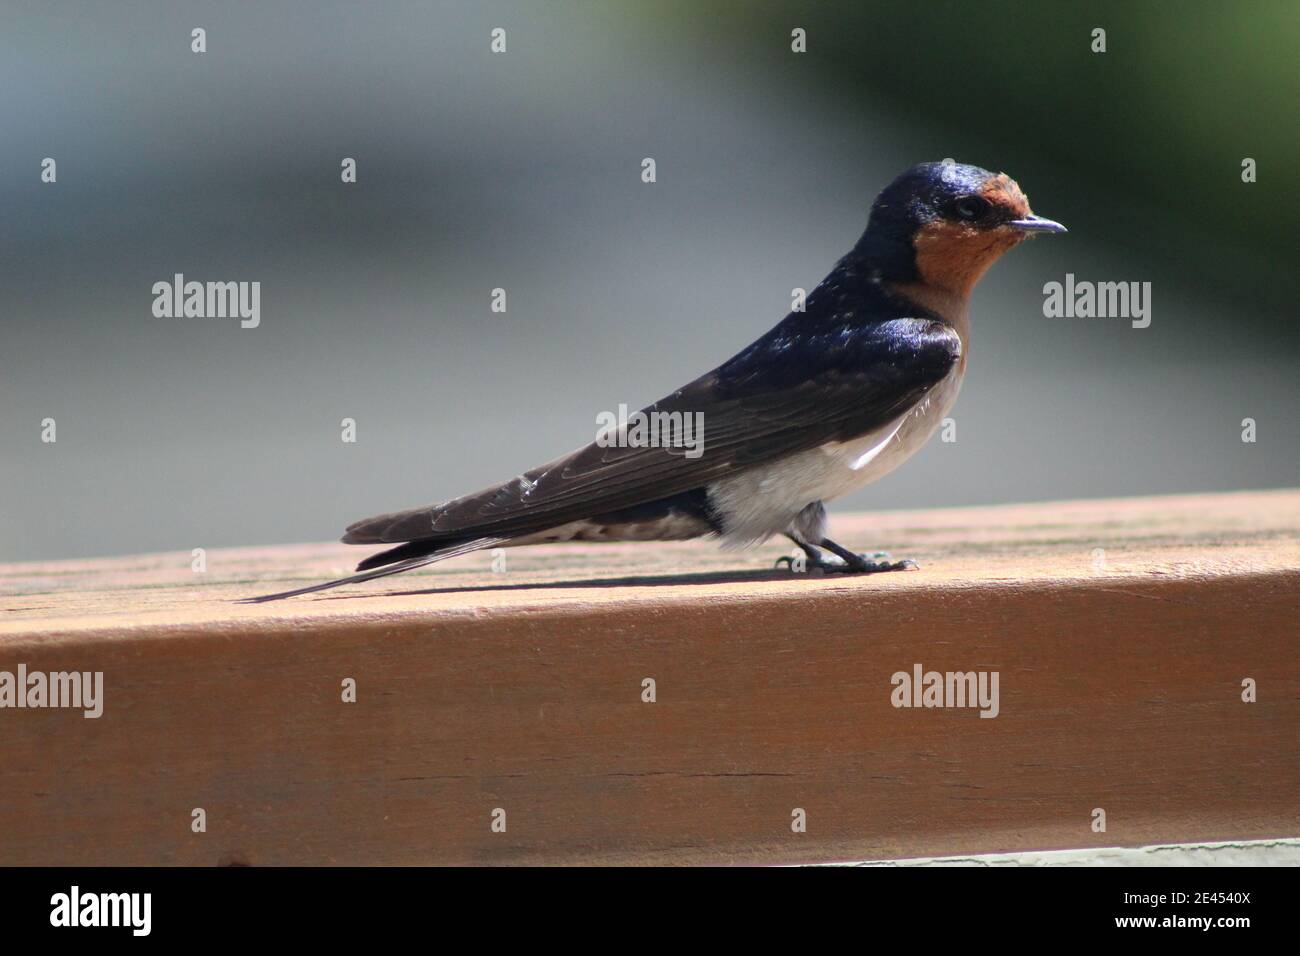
[706,364,965,545]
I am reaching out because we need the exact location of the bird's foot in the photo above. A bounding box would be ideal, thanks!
[775,550,918,574]
[844,554,919,573]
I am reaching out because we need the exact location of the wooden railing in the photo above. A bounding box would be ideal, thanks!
[1,490,1296,865]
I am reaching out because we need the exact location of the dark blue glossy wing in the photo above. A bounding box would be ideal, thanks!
[344,317,961,545]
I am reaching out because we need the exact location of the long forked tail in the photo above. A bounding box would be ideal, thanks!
[240,535,505,603]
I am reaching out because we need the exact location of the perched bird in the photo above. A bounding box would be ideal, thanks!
[250,161,1064,601]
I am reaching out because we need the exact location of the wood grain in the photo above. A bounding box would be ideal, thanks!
[1,490,1297,865]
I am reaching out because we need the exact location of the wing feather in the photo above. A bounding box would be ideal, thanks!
[344,318,960,545]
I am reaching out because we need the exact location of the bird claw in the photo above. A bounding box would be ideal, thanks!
[775,552,918,574]
[854,557,919,573]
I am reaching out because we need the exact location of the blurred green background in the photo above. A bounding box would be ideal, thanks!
[2,0,1296,562]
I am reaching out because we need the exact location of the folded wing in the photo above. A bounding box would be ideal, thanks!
[344,317,961,548]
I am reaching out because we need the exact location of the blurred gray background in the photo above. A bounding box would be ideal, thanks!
[2,0,1296,563]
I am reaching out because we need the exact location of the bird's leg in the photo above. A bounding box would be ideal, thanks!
[775,515,918,573]
[818,536,918,573]
[773,532,909,573]
[774,534,843,572]
[774,533,917,573]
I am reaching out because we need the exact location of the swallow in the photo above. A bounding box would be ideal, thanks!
[250,161,1064,601]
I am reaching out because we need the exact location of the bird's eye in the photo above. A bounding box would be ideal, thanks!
[953,196,989,221]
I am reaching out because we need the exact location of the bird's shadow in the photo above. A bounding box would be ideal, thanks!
[306,566,816,601]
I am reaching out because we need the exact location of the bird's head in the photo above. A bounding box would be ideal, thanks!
[866,161,1065,298]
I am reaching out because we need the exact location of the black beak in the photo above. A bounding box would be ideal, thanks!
[1008,214,1067,234]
